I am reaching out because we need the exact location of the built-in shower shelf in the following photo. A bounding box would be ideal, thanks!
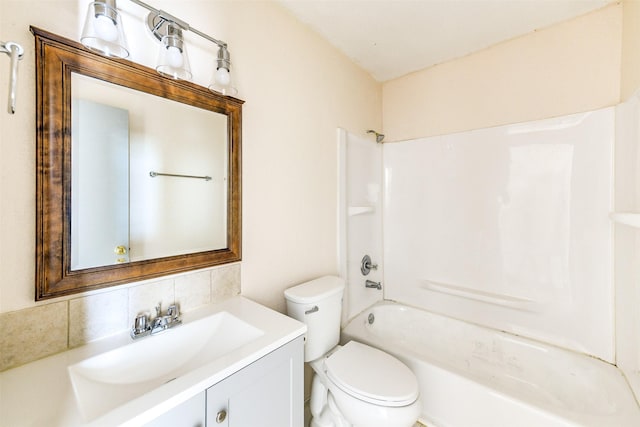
[610,212,640,228]
[348,206,375,216]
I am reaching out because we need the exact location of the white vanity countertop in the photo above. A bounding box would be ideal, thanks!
[0,296,306,427]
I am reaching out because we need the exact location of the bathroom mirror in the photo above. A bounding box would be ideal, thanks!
[33,27,242,300]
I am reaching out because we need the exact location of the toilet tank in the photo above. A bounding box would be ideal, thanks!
[284,276,345,362]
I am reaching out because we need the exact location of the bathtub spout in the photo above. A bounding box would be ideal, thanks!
[365,280,382,290]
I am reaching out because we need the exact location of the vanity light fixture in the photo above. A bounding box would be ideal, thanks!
[80,0,238,95]
[81,0,130,58]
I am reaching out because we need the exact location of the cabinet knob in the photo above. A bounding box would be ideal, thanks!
[216,409,227,423]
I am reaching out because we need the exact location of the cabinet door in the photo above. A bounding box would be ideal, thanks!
[143,391,206,427]
[206,336,304,427]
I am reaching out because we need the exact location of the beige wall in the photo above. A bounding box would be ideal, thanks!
[234,3,381,312]
[621,0,640,99]
[382,3,623,142]
[0,0,381,315]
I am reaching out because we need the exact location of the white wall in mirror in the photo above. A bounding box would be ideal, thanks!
[71,74,228,267]
[383,107,615,362]
[71,99,130,269]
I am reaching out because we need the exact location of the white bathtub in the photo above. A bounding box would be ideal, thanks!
[341,302,640,427]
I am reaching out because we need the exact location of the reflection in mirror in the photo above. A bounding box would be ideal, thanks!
[70,74,229,270]
[71,97,130,269]
[33,26,242,300]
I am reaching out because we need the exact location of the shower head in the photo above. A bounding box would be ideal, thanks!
[366,129,385,143]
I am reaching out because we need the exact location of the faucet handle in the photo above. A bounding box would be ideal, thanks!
[167,304,179,320]
[361,255,378,275]
[133,313,148,333]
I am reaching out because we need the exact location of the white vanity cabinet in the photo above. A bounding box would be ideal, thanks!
[145,336,304,427]
[144,392,206,427]
[206,336,304,426]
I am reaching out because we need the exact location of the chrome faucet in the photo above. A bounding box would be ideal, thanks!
[365,280,382,290]
[131,302,182,339]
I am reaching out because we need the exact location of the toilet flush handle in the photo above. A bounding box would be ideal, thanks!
[305,306,319,315]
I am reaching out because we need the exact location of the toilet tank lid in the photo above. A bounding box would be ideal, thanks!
[284,276,345,303]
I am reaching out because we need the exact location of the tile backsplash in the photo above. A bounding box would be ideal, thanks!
[0,263,241,372]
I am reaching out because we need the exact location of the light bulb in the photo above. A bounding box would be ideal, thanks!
[94,14,118,42]
[166,46,184,68]
[215,68,231,86]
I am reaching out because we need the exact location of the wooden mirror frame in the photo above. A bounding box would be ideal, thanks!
[32,27,242,300]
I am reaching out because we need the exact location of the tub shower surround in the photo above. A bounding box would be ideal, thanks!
[340,104,640,425]
[0,263,240,372]
[383,107,615,362]
[337,128,384,323]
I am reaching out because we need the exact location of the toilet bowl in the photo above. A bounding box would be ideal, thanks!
[284,276,421,427]
[311,341,421,427]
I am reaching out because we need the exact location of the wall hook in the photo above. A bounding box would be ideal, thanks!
[0,41,24,114]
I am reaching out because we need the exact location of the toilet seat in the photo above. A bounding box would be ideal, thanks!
[324,341,419,407]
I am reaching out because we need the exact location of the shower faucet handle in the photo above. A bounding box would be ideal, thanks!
[361,255,378,275]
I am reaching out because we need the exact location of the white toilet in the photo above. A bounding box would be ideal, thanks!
[285,276,421,427]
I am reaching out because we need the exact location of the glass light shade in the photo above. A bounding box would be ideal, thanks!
[81,1,129,58]
[156,34,192,80]
[208,47,238,96]
[209,68,238,96]
[209,69,238,96]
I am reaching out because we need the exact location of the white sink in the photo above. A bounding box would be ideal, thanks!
[68,310,264,422]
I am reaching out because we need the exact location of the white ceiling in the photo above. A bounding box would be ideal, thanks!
[278,0,612,82]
